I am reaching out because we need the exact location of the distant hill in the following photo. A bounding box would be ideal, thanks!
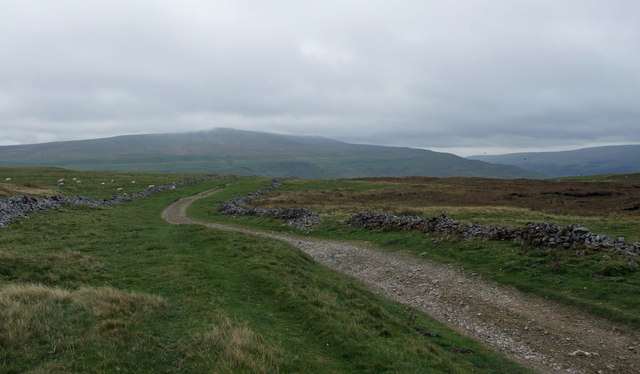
[0,128,544,179]
[468,145,640,177]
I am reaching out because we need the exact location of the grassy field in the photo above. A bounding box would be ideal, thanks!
[190,175,640,326]
[0,166,211,199]
[0,167,527,373]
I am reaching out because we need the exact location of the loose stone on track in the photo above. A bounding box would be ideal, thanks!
[163,189,640,374]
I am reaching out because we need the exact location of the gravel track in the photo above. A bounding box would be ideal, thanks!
[162,188,640,374]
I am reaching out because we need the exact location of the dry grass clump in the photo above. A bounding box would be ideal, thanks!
[188,316,282,373]
[71,286,166,319]
[0,284,165,371]
[0,182,58,197]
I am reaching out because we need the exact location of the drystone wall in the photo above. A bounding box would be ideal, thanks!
[0,176,218,228]
[217,178,322,229]
[347,211,639,266]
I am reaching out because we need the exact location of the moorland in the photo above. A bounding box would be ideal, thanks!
[1,166,639,373]
[0,129,543,179]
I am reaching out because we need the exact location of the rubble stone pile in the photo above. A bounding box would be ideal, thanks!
[347,211,639,265]
[0,176,217,228]
[217,178,322,229]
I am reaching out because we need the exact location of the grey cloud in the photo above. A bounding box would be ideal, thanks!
[1,0,639,153]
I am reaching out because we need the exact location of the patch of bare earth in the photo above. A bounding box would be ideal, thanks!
[163,190,640,374]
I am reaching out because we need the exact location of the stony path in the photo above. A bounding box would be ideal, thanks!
[162,189,640,374]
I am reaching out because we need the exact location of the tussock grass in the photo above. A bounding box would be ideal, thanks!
[0,249,105,286]
[0,284,165,373]
[0,182,58,197]
[188,316,282,373]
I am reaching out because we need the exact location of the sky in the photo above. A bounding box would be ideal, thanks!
[1,0,639,156]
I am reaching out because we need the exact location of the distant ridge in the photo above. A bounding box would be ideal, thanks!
[0,128,544,179]
[468,145,640,177]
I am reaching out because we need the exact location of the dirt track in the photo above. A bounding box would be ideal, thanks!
[162,189,640,374]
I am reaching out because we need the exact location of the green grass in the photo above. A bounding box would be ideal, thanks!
[0,129,543,178]
[190,177,640,327]
[0,168,526,373]
[0,166,215,199]
[426,210,640,243]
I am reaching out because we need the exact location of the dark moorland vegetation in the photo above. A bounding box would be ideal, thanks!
[190,174,640,326]
[0,167,528,373]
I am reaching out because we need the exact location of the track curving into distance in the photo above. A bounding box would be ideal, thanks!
[162,188,640,374]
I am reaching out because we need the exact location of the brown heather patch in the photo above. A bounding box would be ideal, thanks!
[253,175,640,218]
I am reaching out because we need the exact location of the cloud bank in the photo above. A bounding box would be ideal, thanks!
[1,0,639,155]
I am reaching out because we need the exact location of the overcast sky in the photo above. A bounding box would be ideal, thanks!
[1,1,639,156]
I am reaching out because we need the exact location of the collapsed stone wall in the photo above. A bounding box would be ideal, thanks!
[347,211,639,266]
[0,176,218,228]
[217,178,322,229]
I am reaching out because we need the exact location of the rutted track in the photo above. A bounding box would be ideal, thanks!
[163,188,640,374]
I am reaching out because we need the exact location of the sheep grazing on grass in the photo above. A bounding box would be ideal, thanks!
[5,178,11,181]
[0,176,218,228]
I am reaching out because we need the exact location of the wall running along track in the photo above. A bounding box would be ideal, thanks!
[0,176,218,228]
[162,188,640,374]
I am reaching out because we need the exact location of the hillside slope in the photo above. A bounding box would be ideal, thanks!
[0,128,544,179]
[468,144,640,177]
